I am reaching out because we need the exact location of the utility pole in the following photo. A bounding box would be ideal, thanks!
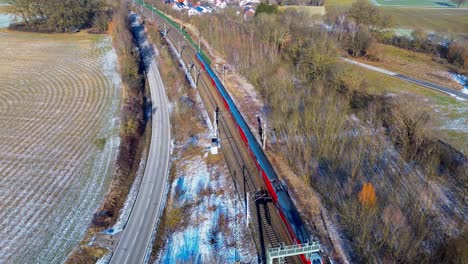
[246,192,249,227]
[198,28,201,52]
[195,68,204,88]
[177,40,186,55]
[257,116,266,150]
[223,64,226,83]
[234,194,240,263]
[214,106,220,139]
[243,165,247,214]
[190,63,196,83]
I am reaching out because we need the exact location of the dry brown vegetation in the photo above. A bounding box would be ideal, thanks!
[89,1,146,231]
[145,22,231,262]
[326,0,468,83]
[146,22,197,262]
[150,3,467,262]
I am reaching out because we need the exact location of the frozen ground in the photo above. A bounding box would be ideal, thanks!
[0,32,121,263]
[157,151,256,264]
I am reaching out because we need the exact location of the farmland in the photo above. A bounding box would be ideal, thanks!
[381,7,468,33]
[0,31,121,263]
[325,1,468,33]
[278,5,325,17]
[374,0,468,7]
[351,43,464,90]
[326,0,468,7]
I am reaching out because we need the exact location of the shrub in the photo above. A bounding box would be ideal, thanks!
[255,3,278,16]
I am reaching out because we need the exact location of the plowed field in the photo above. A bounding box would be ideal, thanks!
[0,31,121,263]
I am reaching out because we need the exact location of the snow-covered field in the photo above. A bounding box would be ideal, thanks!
[0,32,121,263]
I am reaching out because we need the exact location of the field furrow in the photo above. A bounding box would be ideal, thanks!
[0,32,121,263]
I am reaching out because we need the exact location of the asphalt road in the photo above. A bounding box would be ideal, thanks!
[342,57,468,100]
[110,13,171,264]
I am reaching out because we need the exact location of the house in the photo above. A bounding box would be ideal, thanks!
[215,1,227,8]
[188,7,201,16]
[172,2,185,11]
[201,5,213,13]
[196,6,205,13]
[239,0,259,6]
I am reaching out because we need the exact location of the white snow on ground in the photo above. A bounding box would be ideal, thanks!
[157,153,256,264]
[108,149,146,235]
[100,38,123,88]
[451,73,468,95]
[96,253,112,264]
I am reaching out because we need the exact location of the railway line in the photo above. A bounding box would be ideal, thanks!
[138,5,301,263]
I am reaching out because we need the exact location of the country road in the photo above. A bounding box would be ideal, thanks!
[342,57,468,100]
[110,13,170,264]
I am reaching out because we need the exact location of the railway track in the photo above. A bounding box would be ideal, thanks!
[139,6,301,263]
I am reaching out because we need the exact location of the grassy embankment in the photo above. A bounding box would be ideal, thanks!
[350,43,464,90]
[382,8,468,34]
[374,0,468,7]
[349,64,468,153]
[278,5,325,17]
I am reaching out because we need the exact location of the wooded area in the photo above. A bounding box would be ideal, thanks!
[152,1,467,262]
[8,0,106,32]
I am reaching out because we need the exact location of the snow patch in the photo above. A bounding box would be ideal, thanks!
[157,153,255,263]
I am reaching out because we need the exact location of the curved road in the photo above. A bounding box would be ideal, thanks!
[110,13,170,264]
[342,57,468,100]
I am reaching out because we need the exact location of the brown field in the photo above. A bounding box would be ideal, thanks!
[0,30,121,263]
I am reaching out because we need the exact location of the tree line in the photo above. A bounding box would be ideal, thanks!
[151,1,467,262]
[8,0,106,32]
[327,0,467,72]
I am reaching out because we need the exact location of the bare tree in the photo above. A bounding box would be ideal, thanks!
[451,0,466,7]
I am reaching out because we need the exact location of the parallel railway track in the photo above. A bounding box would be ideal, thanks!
[139,7,300,263]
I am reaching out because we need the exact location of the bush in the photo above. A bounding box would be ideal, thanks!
[347,24,374,57]
[255,3,278,16]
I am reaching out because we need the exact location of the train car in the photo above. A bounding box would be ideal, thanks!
[196,52,318,263]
